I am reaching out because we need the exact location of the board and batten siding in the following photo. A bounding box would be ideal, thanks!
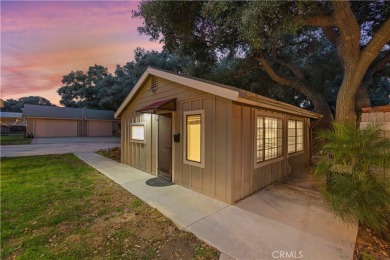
[121,111,156,174]
[231,103,311,202]
[121,77,233,203]
[174,95,232,202]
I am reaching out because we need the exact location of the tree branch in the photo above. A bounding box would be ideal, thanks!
[355,50,390,111]
[361,50,390,87]
[359,18,390,69]
[255,53,296,86]
[270,48,306,80]
[368,50,390,76]
[322,26,339,46]
[255,53,334,124]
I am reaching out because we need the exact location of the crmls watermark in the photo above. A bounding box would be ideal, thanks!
[272,251,304,259]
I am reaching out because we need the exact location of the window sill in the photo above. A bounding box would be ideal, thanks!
[287,151,304,158]
[254,156,284,169]
[130,139,146,144]
[183,159,205,168]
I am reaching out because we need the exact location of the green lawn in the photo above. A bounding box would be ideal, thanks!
[1,154,219,259]
[0,135,31,145]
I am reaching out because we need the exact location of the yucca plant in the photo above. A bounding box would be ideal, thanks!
[315,122,390,238]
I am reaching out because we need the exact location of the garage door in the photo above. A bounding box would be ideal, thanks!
[34,119,78,137]
[87,121,112,137]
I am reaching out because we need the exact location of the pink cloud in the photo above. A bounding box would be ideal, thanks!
[2,1,141,32]
[1,1,163,105]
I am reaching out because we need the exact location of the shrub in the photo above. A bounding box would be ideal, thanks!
[315,122,390,238]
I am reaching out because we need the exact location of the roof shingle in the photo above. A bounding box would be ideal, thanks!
[22,104,116,120]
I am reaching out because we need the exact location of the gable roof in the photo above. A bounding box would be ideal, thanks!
[115,67,321,119]
[22,104,117,120]
[0,112,23,118]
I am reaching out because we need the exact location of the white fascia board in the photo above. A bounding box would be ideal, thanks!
[114,68,151,118]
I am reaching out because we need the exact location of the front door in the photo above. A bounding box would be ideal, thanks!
[158,114,172,181]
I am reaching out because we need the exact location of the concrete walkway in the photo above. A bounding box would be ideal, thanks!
[75,152,358,260]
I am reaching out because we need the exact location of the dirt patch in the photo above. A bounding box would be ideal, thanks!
[96,146,121,162]
[353,225,390,260]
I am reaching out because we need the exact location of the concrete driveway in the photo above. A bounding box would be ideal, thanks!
[76,152,358,260]
[1,137,120,157]
[196,184,358,260]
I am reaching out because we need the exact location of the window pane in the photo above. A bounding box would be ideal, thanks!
[256,116,264,162]
[131,125,145,141]
[186,114,201,162]
[296,121,303,151]
[264,117,282,160]
[288,120,296,153]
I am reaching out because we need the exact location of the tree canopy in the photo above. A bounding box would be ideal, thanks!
[57,47,312,112]
[1,96,55,113]
[134,0,390,125]
[57,48,195,110]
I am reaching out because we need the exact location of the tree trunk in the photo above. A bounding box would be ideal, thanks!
[355,50,390,114]
[355,83,371,118]
[335,64,367,122]
[335,50,390,122]
[330,3,390,122]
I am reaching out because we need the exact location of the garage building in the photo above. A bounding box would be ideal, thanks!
[23,104,119,137]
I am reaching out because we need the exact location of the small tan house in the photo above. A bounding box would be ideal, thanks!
[23,104,119,138]
[115,67,321,203]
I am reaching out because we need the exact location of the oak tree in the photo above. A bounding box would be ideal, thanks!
[1,96,55,112]
[134,1,390,124]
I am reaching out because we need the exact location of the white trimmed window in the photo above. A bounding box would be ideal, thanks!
[130,123,146,143]
[256,116,283,163]
[288,120,304,153]
[183,110,205,168]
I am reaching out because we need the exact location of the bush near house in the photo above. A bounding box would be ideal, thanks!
[315,122,390,240]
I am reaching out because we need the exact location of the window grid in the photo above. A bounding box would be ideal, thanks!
[288,120,296,153]
[296,121,303,152]
[257,116,283,163]
[288,120,304,153]
[256,117,264,162]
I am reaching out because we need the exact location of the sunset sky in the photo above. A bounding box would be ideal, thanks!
[1,1,162,105]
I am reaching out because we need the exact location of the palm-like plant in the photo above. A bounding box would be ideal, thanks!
[315,122,390,238]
